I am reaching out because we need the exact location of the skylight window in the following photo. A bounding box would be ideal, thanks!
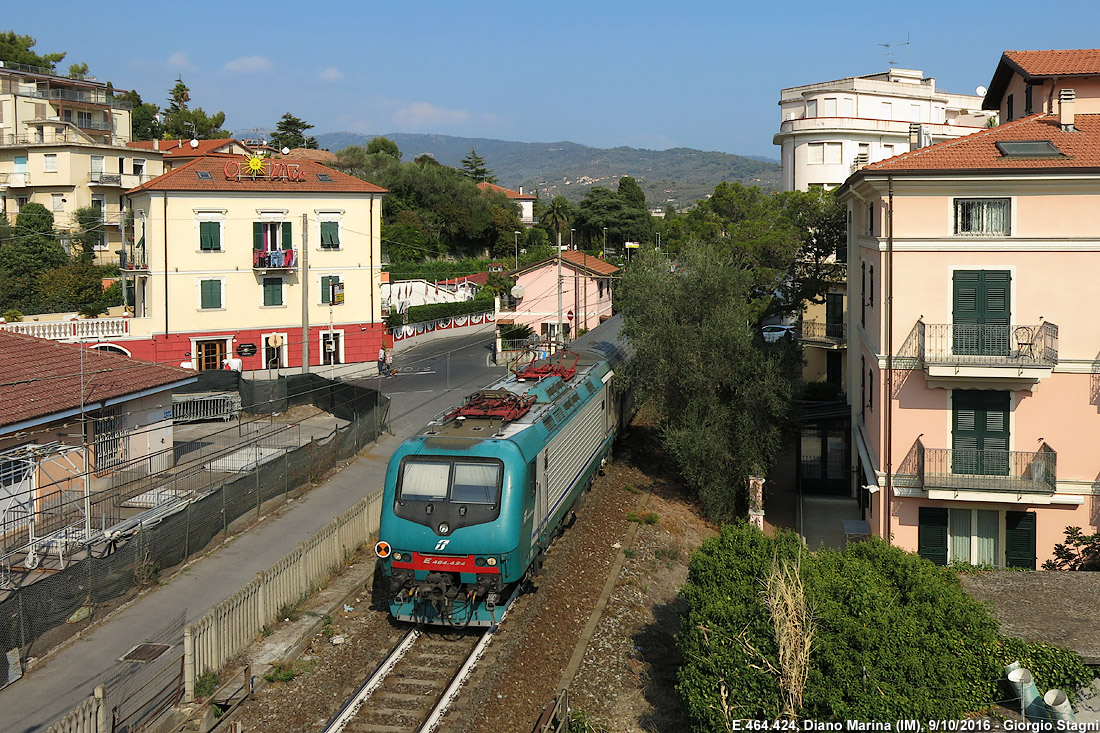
[317,173,331,182]
[995,140,1063,157]
[196,171,213,180]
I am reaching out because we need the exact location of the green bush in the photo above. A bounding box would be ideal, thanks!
[263,663,298,683]
[677,525,1006,726]
[194,668,218,699]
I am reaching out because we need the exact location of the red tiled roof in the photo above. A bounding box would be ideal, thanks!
[1004,49,1100,77]
[126,138,253,158]
[984,50,1100,109]
[281,148,338,163]
[857,114,1100,173]
[0,331,194,432]
[477,181,536,200]
[128,155,387,194]
[516,250,619,277]
[436,272,490,287]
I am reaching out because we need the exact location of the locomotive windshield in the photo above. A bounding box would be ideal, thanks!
[398,458,502,504]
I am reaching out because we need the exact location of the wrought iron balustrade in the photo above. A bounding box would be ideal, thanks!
[922,322,1058,366]
[799,320,846,345]
[894,438,1056,494]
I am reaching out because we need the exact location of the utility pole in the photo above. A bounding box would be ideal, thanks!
[556,232,563,354]
[300,213,310,374]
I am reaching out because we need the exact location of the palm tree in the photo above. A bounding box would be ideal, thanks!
[542,196,573,243]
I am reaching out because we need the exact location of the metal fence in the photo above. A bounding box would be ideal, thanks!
[0,382,389,714]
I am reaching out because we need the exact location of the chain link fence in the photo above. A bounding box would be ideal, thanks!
[0,376,388,696]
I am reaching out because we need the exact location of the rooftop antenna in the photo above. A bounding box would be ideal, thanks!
[879,43,896,67]
[880,35,912,68]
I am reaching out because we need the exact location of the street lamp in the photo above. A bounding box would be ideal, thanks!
[570,228,575,251]
[603,227,608,255]
[514,231,521,270]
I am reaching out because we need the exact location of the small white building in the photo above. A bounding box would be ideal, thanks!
[774,68,994,191]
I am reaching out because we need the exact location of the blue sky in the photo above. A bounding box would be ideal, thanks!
[7,1,1100,159]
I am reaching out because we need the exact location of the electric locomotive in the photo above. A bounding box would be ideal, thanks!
[374,316,633,626]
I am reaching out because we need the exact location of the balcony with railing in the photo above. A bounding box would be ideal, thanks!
[253,248,297,270]
[120,242,148,271]
[798,320,846,348]
[4,172,28,187]
[894,438,1057,497]
[0,317,130,340]
[904,320,1058,382]
[89,171,123,186]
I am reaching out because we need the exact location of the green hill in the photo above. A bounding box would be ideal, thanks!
[311,132,781,208]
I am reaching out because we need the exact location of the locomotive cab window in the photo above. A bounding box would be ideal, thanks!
[399,460,450,501]
[451,462,499,503]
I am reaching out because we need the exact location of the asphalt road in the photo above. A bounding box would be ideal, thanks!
[0,325,503,733]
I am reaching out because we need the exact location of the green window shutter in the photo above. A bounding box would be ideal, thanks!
[953,270,1011,355]
[918,507,949,565]
[320,275,332,304]
[200,221,220,251]
[263,277,282,307]
[282,221,293,250]
[952,390,1010,476]
[1005,511,1036,569]
[200,279,221,309]
[253,222,263,251]
[321,221,339,247]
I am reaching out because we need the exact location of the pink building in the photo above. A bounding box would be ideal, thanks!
[496,251,617,343]
[837,49,1100,569]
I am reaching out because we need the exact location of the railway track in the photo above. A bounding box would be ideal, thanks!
[322,587,521,733]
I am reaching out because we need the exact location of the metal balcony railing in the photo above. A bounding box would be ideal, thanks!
[253,248,297,269]
[893,438,1057,494]
[120,244,148,270]
[922,322,1058,367]
[799,320,846,346]
[90,171,123,185]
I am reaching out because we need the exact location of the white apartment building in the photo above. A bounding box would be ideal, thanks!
[774,68,994,191]
[0,60,163,263]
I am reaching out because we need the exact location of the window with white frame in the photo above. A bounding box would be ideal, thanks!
[320,274,343,304]
[262,277,284,307]
[51,193,64,212]
[954,198,1010,236]
[807,142,842,165]
[806,99,817,118]
[133,159,145,177]
[195,210,225,251]
[198,278,223,310]
[822,97,837,116]
[319,220,341,249]
[43,153,57,172]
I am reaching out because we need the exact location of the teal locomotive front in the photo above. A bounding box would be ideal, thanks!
[377,436,537,626]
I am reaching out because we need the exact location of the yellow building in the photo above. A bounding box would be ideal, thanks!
[109,153,387,370]
[0,61,164,263]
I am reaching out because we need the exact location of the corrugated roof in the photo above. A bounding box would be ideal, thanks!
[0,331,195,432]
[858,113,1100,173]
[127,155,387,194]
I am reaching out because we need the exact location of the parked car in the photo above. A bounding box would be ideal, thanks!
[762,324,796,343]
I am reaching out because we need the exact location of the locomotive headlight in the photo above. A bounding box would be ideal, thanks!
[487,557,497,567]
[438,522,450,535]
[392,551,405,561]
[475,556,486,566]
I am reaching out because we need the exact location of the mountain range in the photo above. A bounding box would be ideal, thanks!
[237,130,782,208]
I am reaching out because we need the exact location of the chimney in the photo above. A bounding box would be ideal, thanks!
[1060,88,1076,131]
[153,139,158,150]
[518,185,523,195]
